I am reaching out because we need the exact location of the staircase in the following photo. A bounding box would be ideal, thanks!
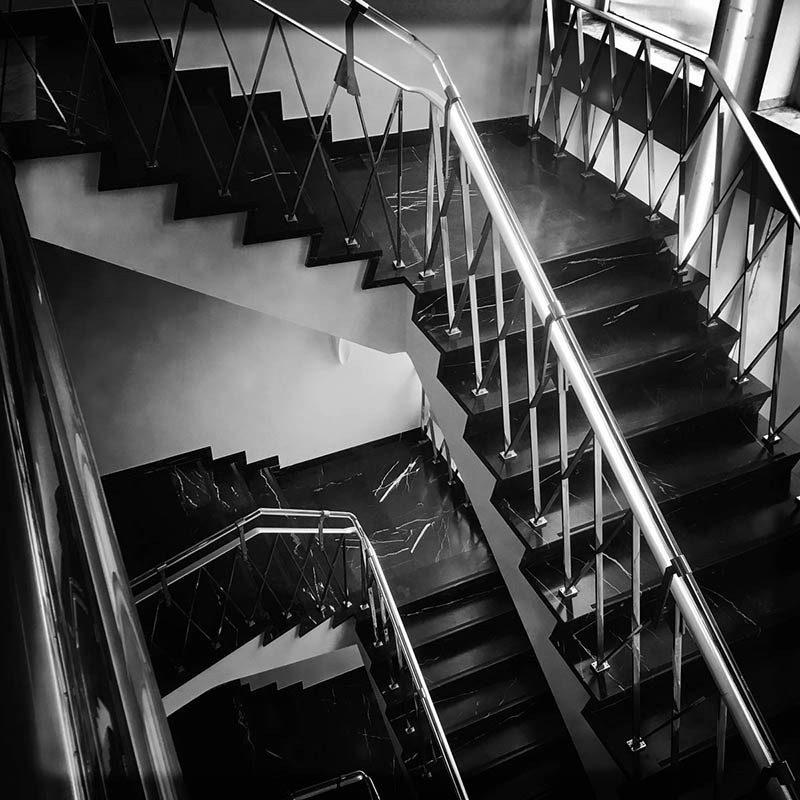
[5,1,800,798]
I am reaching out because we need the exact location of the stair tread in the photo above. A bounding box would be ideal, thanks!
[569,533,800,704]
[468,354,770,480]
[496,418,800,550]
[525,479,800,628]
[98,40,185,189]
[454,702,565,777]
[440,291,738,417]
[436,654,548,736]
[404,586,515,649]
[416,240,703,355]
[419,620,530,693]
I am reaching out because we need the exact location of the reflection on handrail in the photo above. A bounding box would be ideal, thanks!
[289,770,380,800]
[0,134,183,793]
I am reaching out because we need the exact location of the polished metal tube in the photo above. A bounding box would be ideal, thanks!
[557,364,573,588]
[593,440,606,669]
[524,292,543,514]
[493,225,513,454]
[630,518,643,752]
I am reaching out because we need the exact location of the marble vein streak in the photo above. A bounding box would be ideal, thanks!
[372,457,421,503]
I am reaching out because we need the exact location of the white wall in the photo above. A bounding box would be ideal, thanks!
[16,153,411,355]
[39,241,421,474]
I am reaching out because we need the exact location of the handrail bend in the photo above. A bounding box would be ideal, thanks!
[311,0,795,793]
[132,506,470,800]
[290,770,381,800]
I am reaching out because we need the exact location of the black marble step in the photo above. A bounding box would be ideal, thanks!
[170,66,271,220]
[584,616,800,783]
[524,472,800,630]
[415,240,706,356]
[234,104,323,244]
[565,531,800,706]
[403,585,515,650]
[418,616,531,696]
[467,353,770,481]
[274,118,382,267]
[97,40,185,190]
[468,739,592,800]
[3,21,113,159]
[439,289,738,418]
[435,653,549,741]
[360,120,676,294]
[454,700,566,779]
[495,416,800,554]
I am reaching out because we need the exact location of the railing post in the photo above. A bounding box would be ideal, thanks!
[524,291,543,520]
[715,696,728,800]
[628,517,645,754]
[592,439,609,672]
[557,364,576,596]
[766,221,794,443]
[671,605,684,778]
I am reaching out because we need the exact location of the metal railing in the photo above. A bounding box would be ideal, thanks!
[131,507,470,800]
[1,0,796,795]
[0,135,182,794]
[290,771,381,800]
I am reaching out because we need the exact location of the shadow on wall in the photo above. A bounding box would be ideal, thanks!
[36,240,422,474]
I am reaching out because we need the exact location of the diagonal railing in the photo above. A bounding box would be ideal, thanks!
[1,0,798,796]
[130,507,470,800]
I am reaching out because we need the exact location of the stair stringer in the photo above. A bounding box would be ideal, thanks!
[404,314,624,799]
[162,615,362,718]
[14,152,412,355]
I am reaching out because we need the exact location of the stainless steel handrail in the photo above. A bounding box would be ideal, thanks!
[564,0,800,230]
[0,140,183,795]
[308,0,794,792]
[131,506,470,800]
[290,770,381,800]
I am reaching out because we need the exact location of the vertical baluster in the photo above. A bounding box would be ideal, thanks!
[576,11,591,172]
[593,439,609,671]
[767,222,794,442]
[737,164,760,380]
[671,605,684,782]
[450,155,474,339]
[493,224,514,457]
[551,7,566,151]
[707,103,725,325]
[714,697,728,800]
[394,90,405,269]
[368,583,381,646]
[431,105,456,324]
[557,364,575,595]
[340,534,351,608]
[676,54,691,272]
[608,24,623,196]
[643,41,657,217]
[528,0,549,136]
[421,107,436,279]
[524,291,543,520]
[359,543,370,611]
[628,518,645,753]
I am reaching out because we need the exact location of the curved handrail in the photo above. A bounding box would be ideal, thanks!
[132,506,470,800]
[294,0,795,793]
[290,770,381,800]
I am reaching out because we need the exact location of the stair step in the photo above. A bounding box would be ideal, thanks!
[98,40,185,190]
[525,474,800,628]
[454,701,565,778]
[439,290,737,417]
[415,239,704,355]
[568,532,800,705]
[468,353,769,480]
[404,586,515,650]
[469,739,591,800]
[436,653,548,740]
[585,616,800,782]
[496,417,800,552]
[419,618,531,694]
[171,67,267,220]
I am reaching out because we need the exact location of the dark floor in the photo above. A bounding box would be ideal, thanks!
[276,429,494,606]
